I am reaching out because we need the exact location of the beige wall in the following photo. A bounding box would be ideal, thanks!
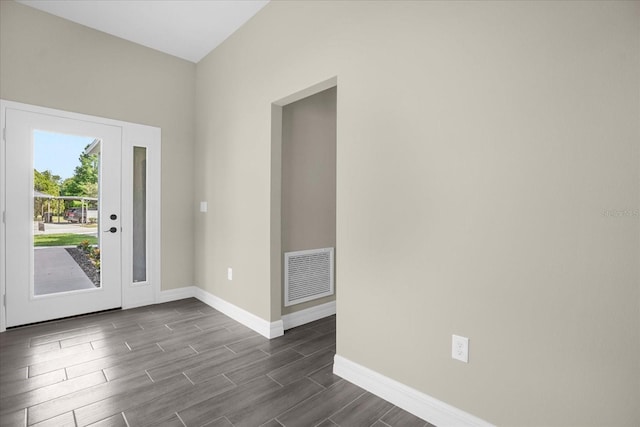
[195,1,640,425]
[281,87,336,315]
[0,1,196,290]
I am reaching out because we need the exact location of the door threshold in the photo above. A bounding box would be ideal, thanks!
[6,307,123,330]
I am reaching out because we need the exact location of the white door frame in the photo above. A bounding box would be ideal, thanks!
[0,100,162,332]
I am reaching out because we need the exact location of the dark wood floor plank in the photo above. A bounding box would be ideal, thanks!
[0,408,26,426]
[122,374,235,426]
[30,410,75,427]
[177,376,281,426]
[66,341,164,379]
[381,406,433,427]
[268,348,335,386]
[59,323,144,349]
[188,327,258,354]
[74,373,195,426]
[0,367,28,384]
[275,379,365,427]
[164,311,222,330]
[224,334,269,353]
[200,417,233,427]
[0,368,66,399]
[27,372,151,425]
[124,323,203,351]
[292,330,336,356]
[1,315,103,347]
[87,321,183,350]
[256,328,323,356]
[307,362,342,389]
[1,343,93,374]
[173,299,212,313]
[29,324,115,347]
[1,370,105,416]
[226,378,324,427]
[153,324,231,353]
[150,413,188,427]
[329,391,395,427]
[0,331,32,348]
[102,345,196,381]
[191,314,238,331]
[0,340,61,361]
[225,348,304,386]
[110,310,182,330]
[85,413,128,427]
[145,346,232,382]
[183,348,268,384]
[307,316,337,334]
[28,343,128,377]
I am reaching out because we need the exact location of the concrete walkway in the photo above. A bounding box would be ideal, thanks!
[34,247,95,295]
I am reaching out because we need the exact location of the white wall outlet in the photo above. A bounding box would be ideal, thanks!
[200,201,208,213]
[452,335,469,363]
[227,267,233,281]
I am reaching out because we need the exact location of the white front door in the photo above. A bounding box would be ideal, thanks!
[4,108,122,327]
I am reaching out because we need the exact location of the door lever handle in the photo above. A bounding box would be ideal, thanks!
[104,227,118,233]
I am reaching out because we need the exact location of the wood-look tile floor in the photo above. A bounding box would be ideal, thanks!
[0,298,433,427]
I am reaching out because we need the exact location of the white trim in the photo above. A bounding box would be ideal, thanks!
[333,355,494,427]
[157,286,284,339]
[282,300,336,330]
[0,103,6,333]
[157,286,197,304]
[194,287,284,339]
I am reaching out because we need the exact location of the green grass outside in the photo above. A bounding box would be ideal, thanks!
[34,233,98,247]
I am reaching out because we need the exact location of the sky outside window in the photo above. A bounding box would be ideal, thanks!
[33,130,94,180]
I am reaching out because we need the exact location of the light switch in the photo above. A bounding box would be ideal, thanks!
[200,201,208,213]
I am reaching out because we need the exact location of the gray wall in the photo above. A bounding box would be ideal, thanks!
[281,87,337,315]
[0,1,196,290]
[194,1,640,425]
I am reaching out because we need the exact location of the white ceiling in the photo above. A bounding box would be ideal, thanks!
[17,0,270,63]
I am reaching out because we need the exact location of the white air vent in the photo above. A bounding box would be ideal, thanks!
[284,247,334,307]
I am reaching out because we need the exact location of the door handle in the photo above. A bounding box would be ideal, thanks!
[104,227,118,233]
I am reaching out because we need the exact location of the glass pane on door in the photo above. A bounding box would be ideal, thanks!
[133,146,147,283]
[33,130,101,296]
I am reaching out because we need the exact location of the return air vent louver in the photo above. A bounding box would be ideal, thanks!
[284,247,334,307]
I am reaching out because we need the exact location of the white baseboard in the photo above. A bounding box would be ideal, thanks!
[157,286,197,303]
[333,355,494,427]
[157,286,284,339]
[281,300,336,330]
[158,286,284,339]
[193,287,284,339]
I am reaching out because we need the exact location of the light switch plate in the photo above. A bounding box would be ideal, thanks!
[200,201,208,213]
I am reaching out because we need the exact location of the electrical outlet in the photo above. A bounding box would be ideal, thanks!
[227,267,233,281]
[452,335,469,363]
